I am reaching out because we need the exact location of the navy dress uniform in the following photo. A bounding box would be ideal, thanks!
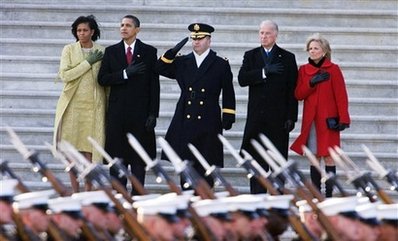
[156,23,236,188]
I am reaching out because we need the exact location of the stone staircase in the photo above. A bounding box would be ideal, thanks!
[1,0,397,197]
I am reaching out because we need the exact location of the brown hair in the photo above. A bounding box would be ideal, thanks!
[305,33,332,60]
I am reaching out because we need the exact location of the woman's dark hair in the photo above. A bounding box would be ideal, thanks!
[71,15,101,41]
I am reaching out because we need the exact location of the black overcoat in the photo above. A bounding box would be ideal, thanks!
[238,44,298,162]
[98,39,159,163]
[156,50,235,167]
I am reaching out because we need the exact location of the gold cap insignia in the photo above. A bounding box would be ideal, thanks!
[194,24,200,31]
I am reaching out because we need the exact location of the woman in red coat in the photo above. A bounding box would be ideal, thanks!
[290,33,350,197]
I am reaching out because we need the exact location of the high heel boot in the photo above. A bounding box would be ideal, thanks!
[310,165,321,192]
[325,166,336,198]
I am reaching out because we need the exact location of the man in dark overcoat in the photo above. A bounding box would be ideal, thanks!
[156,23,236,188]
[238,20,298,194]
[98,15,160,195]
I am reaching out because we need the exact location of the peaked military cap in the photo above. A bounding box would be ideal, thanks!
[0,179,19,202]
[188,23,215,40]
[13,189,55,211]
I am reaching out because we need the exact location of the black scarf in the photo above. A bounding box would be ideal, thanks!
[308,56,326,68]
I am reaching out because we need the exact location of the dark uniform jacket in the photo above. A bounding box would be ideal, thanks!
[98,39,160,163]
[238,44,298,165]
[156,50,235,167]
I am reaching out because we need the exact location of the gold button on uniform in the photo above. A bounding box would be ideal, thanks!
[197,115,201,119]
[186,114,191,119]
[188,101,191,105]
[201,88,205,92]
[199,101,204,105]
[189,87,192,91]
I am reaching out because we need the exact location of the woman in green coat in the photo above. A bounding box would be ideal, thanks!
[54,15,106,192]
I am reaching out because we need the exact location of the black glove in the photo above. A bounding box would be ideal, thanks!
[163,37,189,60]
[284,120,295,133]
[310,71,330,87]
[126,61,146,77]
[222,119,233,130]
[145,115,156,131]
[336,123,349,131]
[86,49,103,65]
[263,63,284,75]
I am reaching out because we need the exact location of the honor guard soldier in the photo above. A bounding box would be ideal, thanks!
[13,190,56,241]
[0,179,19,225]
[317,196,361,241]
[72,190,120,241]
[48,196,84,241]
[0,179,19,240]
[355,201,381,241]
[192,198,235,241]
[156,23,236,189]
[133,197,184,241]
[376,204,398,241]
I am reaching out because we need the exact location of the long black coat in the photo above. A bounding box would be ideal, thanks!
[238,44,298,165]
[98,39,159,163]
[156,50,235,167]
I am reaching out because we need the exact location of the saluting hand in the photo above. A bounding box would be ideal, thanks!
[163,37,189,60]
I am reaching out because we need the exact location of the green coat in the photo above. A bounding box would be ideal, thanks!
[53,42,107,162]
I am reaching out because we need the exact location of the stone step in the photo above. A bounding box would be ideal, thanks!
[1,72,397,99]
[2,21,397,46]
[1,105,397,135]
[139,94,398,117]
[5,0,398,10]
[1,126,396,157]
[2,3,397,28]
[2,148,397,202]
[1,54,397,81]
[1,90,397,117]
[2,139,397,176]
[2,37,398,64]
[2,139,397,171]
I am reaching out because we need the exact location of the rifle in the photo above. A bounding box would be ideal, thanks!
[363,144,398,193]
[87,136,147,197]
[0,233,10,241]
[253,136,344,241]
[157,136,216,200]
[301,146,349,197]
[44,142,81,182]
[0,160,68,241]
[0,160,29,193]
[329,147,378,202]
[188,143,276,241]
[188,143,239,196]
[257,134,324,201]
[58,140,153,241]
[218,134,281,195]
[218,134,320,241]
[47,144,117,241]
[333,146,394,204]
[6,127,71,197]
[127,133,218,241]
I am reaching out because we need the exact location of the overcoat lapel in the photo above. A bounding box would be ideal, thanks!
[115,41,128,66]
[193,50,217,84]
[133,39,143,63]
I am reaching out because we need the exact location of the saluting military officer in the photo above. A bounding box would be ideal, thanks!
[156,23,236,189]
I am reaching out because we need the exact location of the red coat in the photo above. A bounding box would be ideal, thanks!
[290,58,350,156]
